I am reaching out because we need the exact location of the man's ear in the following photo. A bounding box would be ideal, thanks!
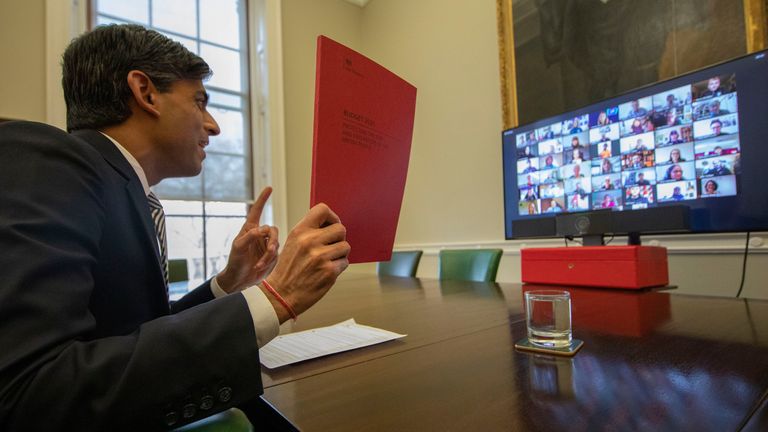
[126,70,161,117]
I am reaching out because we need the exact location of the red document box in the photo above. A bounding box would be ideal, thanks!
[521,246,669,289]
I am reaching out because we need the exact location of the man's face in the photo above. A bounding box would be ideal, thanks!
[153,79,220,178]
[711,122,722,135]
[708,77,720,92]
[631,100,639,110]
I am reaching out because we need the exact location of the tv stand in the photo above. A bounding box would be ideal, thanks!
[581,234,605,246]
[577,232,641,246]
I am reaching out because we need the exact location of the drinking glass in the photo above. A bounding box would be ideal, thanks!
[525,290,572,348]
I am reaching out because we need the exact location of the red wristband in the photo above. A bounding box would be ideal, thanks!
[261,279,297,321]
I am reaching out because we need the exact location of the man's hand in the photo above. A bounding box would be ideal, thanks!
[216,187,279,293]
[262,203,350,323]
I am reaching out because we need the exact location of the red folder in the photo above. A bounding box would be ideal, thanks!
[311,36,417,263]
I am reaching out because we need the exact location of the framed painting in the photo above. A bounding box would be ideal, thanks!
[498,0,768,129]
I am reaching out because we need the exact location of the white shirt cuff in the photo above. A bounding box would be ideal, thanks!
[241,285,280,348]
[210,276,228,298]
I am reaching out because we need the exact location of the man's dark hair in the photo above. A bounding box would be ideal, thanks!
[62,24,211,132]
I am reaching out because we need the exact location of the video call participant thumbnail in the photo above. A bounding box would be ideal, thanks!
[625,185,654,207]
[592,190,622,209]
[541,197,565,213]
[657,180,697,202]
[693,74,735,101]
[518,199,540,215]
[567,193,589,211]
[699,175,737,198]
[657,161,695,183]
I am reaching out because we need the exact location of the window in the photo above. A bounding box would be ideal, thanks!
[92,0,262,298]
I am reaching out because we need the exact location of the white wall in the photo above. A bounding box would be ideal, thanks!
[0,0,46,122]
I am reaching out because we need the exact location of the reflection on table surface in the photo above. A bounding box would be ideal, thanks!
[261,274,768,431]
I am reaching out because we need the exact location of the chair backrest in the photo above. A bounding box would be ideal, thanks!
[377,250,423,277]
[438,249,503,282]
[168,259,189,283]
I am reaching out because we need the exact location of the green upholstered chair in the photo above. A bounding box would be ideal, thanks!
[377,250,423,277]
[174,398,297,431]
[168,258,189,283]
[174,408,252,431]
[438,249,503,282]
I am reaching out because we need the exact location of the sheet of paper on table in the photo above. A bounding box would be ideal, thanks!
[260,318,407,369]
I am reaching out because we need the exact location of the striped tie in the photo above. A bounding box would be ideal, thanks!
[147,191,169,294]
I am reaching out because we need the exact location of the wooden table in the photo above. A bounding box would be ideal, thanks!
[260,274,768,431]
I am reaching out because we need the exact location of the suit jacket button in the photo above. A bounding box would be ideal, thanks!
[183,403,197,419]
[164,411,179,427]
[200,395,214,410]
[218,387,233,403]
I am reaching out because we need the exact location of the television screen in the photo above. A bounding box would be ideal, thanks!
[502,50,768,239]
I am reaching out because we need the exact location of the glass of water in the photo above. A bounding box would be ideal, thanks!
[525,290,572,348]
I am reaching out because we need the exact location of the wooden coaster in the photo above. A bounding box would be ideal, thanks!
[514,338,584,357]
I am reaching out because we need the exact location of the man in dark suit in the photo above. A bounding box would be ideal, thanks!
[0,24,350,431]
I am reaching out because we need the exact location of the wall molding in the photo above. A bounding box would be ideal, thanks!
[394,232,768,256]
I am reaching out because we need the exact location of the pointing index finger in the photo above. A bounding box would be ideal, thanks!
[246,186,273,225]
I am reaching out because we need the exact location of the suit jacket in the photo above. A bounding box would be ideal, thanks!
[0,122,263,430]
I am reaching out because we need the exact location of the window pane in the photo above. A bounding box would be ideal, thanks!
[154,174,203,201]
[200,0,241,49]
[208,107,246,155]
[205,201,248,216]
[209,90,243,109]
[202,154,249,201]
[159,31,198,54]
[166,215,204,279]
[96,15,129,26]
[152,0,197,38]
[96,0,149,24]
[200,43,242,92]
[161,199,204,216]
[205,216,246,279]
